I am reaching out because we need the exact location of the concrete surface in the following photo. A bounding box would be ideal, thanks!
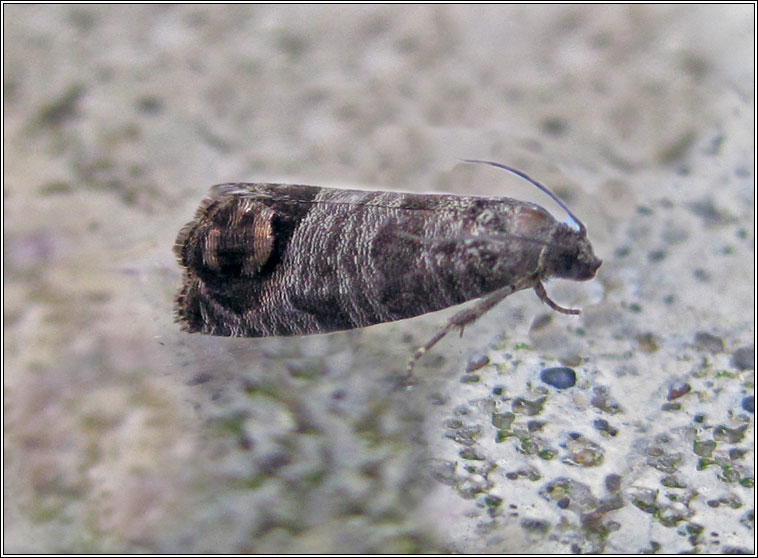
[4,4,754,553]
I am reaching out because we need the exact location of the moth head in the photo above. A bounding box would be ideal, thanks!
[462,159,602,282]
[547,224,602,281]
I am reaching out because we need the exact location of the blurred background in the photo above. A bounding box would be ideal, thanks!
[4,5,754,553]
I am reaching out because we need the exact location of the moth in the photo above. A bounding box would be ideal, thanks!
[174,160,601,375]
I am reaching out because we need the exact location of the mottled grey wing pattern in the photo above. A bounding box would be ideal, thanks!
[174,177,600,353]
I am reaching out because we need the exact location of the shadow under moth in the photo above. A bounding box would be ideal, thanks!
[174,160,601,376]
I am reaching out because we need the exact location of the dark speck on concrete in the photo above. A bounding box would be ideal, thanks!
[687,197,734,225]
[531,313,553,330]
[614,245,631,258]
[693,268,711,282]
[187,372,212,385]
[541,116,568,137]
[636,332,659,353]
[36,83,85,127]
[593,418,619,437]
[521,518,550,534]
[527,420,546,433]
[136,95,165,115]
[648,249,667,262]
[722,546,753,554]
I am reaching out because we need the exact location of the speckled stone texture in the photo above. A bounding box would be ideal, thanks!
[4,4,753,553]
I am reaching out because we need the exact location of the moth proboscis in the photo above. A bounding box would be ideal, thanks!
[174,160,602,380]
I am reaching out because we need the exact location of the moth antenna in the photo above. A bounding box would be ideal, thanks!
[462,159,587,236]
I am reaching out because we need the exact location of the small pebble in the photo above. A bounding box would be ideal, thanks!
[605,473,622,493]
[592,386,623,414]
[714,424,747,443]
[466,354,489,372]
[731,346,754,370]
[667,382,691,401]
[729,448,747,460]
[512,396,546,416]
[491,412,515,430]
[540,367,576,389]
[742,395,754,414]
[694,331,724,353]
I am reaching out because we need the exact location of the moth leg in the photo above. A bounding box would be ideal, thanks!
[533,282,580,315]
[406,284,517,382]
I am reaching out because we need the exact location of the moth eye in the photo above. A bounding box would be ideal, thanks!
[554,250,584,280]
[554,247,601,281]
[555,251,578,278]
